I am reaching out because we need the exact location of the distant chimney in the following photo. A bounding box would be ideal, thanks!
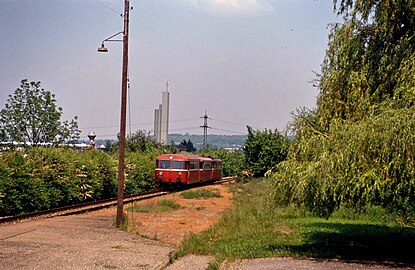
[153,82,170,144]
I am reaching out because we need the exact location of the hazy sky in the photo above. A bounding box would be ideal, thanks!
[0,0,339,140]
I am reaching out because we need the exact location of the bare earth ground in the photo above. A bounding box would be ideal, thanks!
[2,183,414,269]
[91,184,233,246]
[133,184,233,246]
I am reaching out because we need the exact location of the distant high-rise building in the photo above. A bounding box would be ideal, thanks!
[154,82,170,145]
[154,106,160,143]
[160,91,169,144]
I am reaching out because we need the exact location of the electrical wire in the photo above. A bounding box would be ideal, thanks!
[210,127,246,135]
[91,0,122,16]
[210,118,247,127]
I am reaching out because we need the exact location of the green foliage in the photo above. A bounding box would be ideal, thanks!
[0,148,117,216]
[243,126,290,177]
[179,139,196,152]
[0,142,161,216]
[181,188,221,199]
[197,148,245,177]
[0,79,80,145]
[126,130,158,152]
[318,1,415,127]
[124,148,161,195]
[272,1,415,221]
[273,107,415,221]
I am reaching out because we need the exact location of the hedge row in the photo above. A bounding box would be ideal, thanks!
[0,148,160,216]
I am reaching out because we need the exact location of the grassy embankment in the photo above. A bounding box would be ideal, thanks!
[173,178,415,265]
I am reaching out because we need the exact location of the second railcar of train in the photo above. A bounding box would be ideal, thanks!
[155,154,222,185]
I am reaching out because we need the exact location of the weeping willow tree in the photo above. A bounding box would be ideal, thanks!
[272,0,415,221]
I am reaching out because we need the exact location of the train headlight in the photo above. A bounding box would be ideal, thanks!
[159,172,163,176]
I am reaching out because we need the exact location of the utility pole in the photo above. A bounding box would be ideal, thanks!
[116,0,130,229]
[200,110,211,149]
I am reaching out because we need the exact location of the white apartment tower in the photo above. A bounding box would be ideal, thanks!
[154,82,170,145]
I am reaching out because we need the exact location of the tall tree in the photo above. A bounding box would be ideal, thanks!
[179,139,196,152]
[273,1,415,220]
[317,0,415,128]
[0,79,80,145]
[126,130,157,152]
[243,126,290,177]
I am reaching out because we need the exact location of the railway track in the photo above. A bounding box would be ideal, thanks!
[0,176,236,226]
[0,189,169,226]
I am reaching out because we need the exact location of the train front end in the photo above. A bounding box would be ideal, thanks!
[155,154,191,186]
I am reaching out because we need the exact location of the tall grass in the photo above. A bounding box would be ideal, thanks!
[173,178,415,264]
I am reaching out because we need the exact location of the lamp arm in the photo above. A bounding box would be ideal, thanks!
[102,31,124,42]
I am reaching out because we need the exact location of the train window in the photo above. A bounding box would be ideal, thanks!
[204,162,212,170]
[189,161,199,169]
[172,160,183,169]
[158,160,170,169]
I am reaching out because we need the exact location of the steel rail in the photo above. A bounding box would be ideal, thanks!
[0,189,168,225]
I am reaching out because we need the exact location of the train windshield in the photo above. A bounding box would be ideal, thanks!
[172,160,183,169]
[157,160,170,169]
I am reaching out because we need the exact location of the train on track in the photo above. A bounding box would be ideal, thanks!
[155,154,222,186]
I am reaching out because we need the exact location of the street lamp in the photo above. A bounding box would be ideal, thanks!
[87,131,96,148]
[98,0,130,229]
[97,31,123,53]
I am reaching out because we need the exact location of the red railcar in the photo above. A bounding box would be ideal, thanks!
[212,158,223,181]
[155,154,222,185]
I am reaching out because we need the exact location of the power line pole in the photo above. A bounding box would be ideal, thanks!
[200,110,211,149]
[116,0,130,229]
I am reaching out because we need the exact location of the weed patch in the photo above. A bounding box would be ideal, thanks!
[181,189,221,199]
[127,199,181,213]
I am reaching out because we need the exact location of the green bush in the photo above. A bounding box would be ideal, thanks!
[0,148,118,216]
[124,148,161,195]
[197,149,245,177]
[243,126,290,177]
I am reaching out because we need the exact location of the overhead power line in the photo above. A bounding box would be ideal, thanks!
[210,118,247,127]
[210,127,246,135]
[92,0,122,16]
